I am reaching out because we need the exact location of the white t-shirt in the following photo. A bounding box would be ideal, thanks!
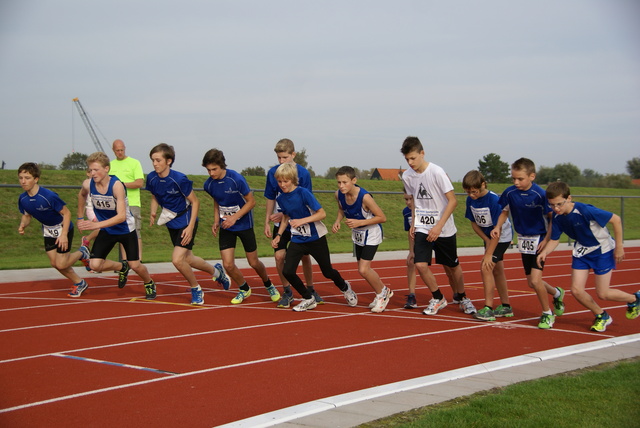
[402,162,457,238]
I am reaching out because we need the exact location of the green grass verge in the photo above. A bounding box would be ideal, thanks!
[2,170,639,269]
[360,357,640,427]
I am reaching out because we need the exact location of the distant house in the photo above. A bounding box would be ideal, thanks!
[370,168,406,181]
[633,179,640,187]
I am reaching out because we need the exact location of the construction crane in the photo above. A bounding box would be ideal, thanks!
[72,97,106,152]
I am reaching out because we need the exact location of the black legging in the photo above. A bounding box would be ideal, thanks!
[283,235,347,299]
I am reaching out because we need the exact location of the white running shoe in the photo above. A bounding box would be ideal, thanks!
[369,295,380,309]
[459,297,477,314]
[343,281,358,307]
[292,296,317,312]
[423,297,448,315]
[371,287,393,313]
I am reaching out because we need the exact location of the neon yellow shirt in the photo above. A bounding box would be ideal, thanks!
[109,157,144,207]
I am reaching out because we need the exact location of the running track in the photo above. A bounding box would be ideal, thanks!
[1,247,639,427]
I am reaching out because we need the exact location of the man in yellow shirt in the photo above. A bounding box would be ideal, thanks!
[110,139,144,259]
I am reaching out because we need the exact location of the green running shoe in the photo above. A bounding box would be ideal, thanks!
[266,285,280,302]
[231,288,251,304]
[494,304,514,318]
[626,291,640,320]
[473,306,496,321]
[553,287,565,316]
[590,312,612,332]
[538,313,556,329]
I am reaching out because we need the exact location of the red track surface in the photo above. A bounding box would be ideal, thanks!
[1,248,639,427]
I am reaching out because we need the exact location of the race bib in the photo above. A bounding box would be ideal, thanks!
[517,234,540,255]
[219,205,240,218]
[414,208,440,228]
[573,242,599,258]
[290,222,311,237]
[43,223,63,238]
[470,206,493,227]
[352,229,366,246]
[157,207,178,225]
[92,194,116,210]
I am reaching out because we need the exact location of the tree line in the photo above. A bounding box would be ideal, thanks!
[477,153,639,189]
[46,151,640,189]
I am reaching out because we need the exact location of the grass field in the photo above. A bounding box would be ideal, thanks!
[360,357,640,427]
[2,169,639,269]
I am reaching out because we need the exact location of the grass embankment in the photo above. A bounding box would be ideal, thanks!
[2,170,639,269]
[360,357,640,427]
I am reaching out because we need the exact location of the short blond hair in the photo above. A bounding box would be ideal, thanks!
[86,152,110,168]
[274,138,295,154]
[274,162,298,185]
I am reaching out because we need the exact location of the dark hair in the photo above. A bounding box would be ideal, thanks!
[400,136,423,155]
[18,162,41,179]
[462,170,486,190]
[150,143,176,165]
[335,165,356,179]
[511,157,536,174]
[546,181,571,199]
[201,148,227,169]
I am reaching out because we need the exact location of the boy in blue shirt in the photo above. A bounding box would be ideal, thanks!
[271,162,357,312]
[263,139,320,308]
[463,170,513,321]
[537,181,639,331]
[146,144,229,305]
[202,148,278,304]
[78,152,156,299]
[332,166,391,313]
[17,162,90,297]
[492,158,565,329]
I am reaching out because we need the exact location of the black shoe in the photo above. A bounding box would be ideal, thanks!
[118,260,130,288]
[144,280,156,300]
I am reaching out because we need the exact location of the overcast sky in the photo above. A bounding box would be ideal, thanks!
[1,0,638,181]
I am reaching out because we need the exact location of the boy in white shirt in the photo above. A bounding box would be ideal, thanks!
[400,136,476,316]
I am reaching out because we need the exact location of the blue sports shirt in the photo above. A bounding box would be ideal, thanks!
[551,202,615,256]
[203,169,253,232]
[276,186,327,244]
[497,183,551,236]
[146,169,194,229]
